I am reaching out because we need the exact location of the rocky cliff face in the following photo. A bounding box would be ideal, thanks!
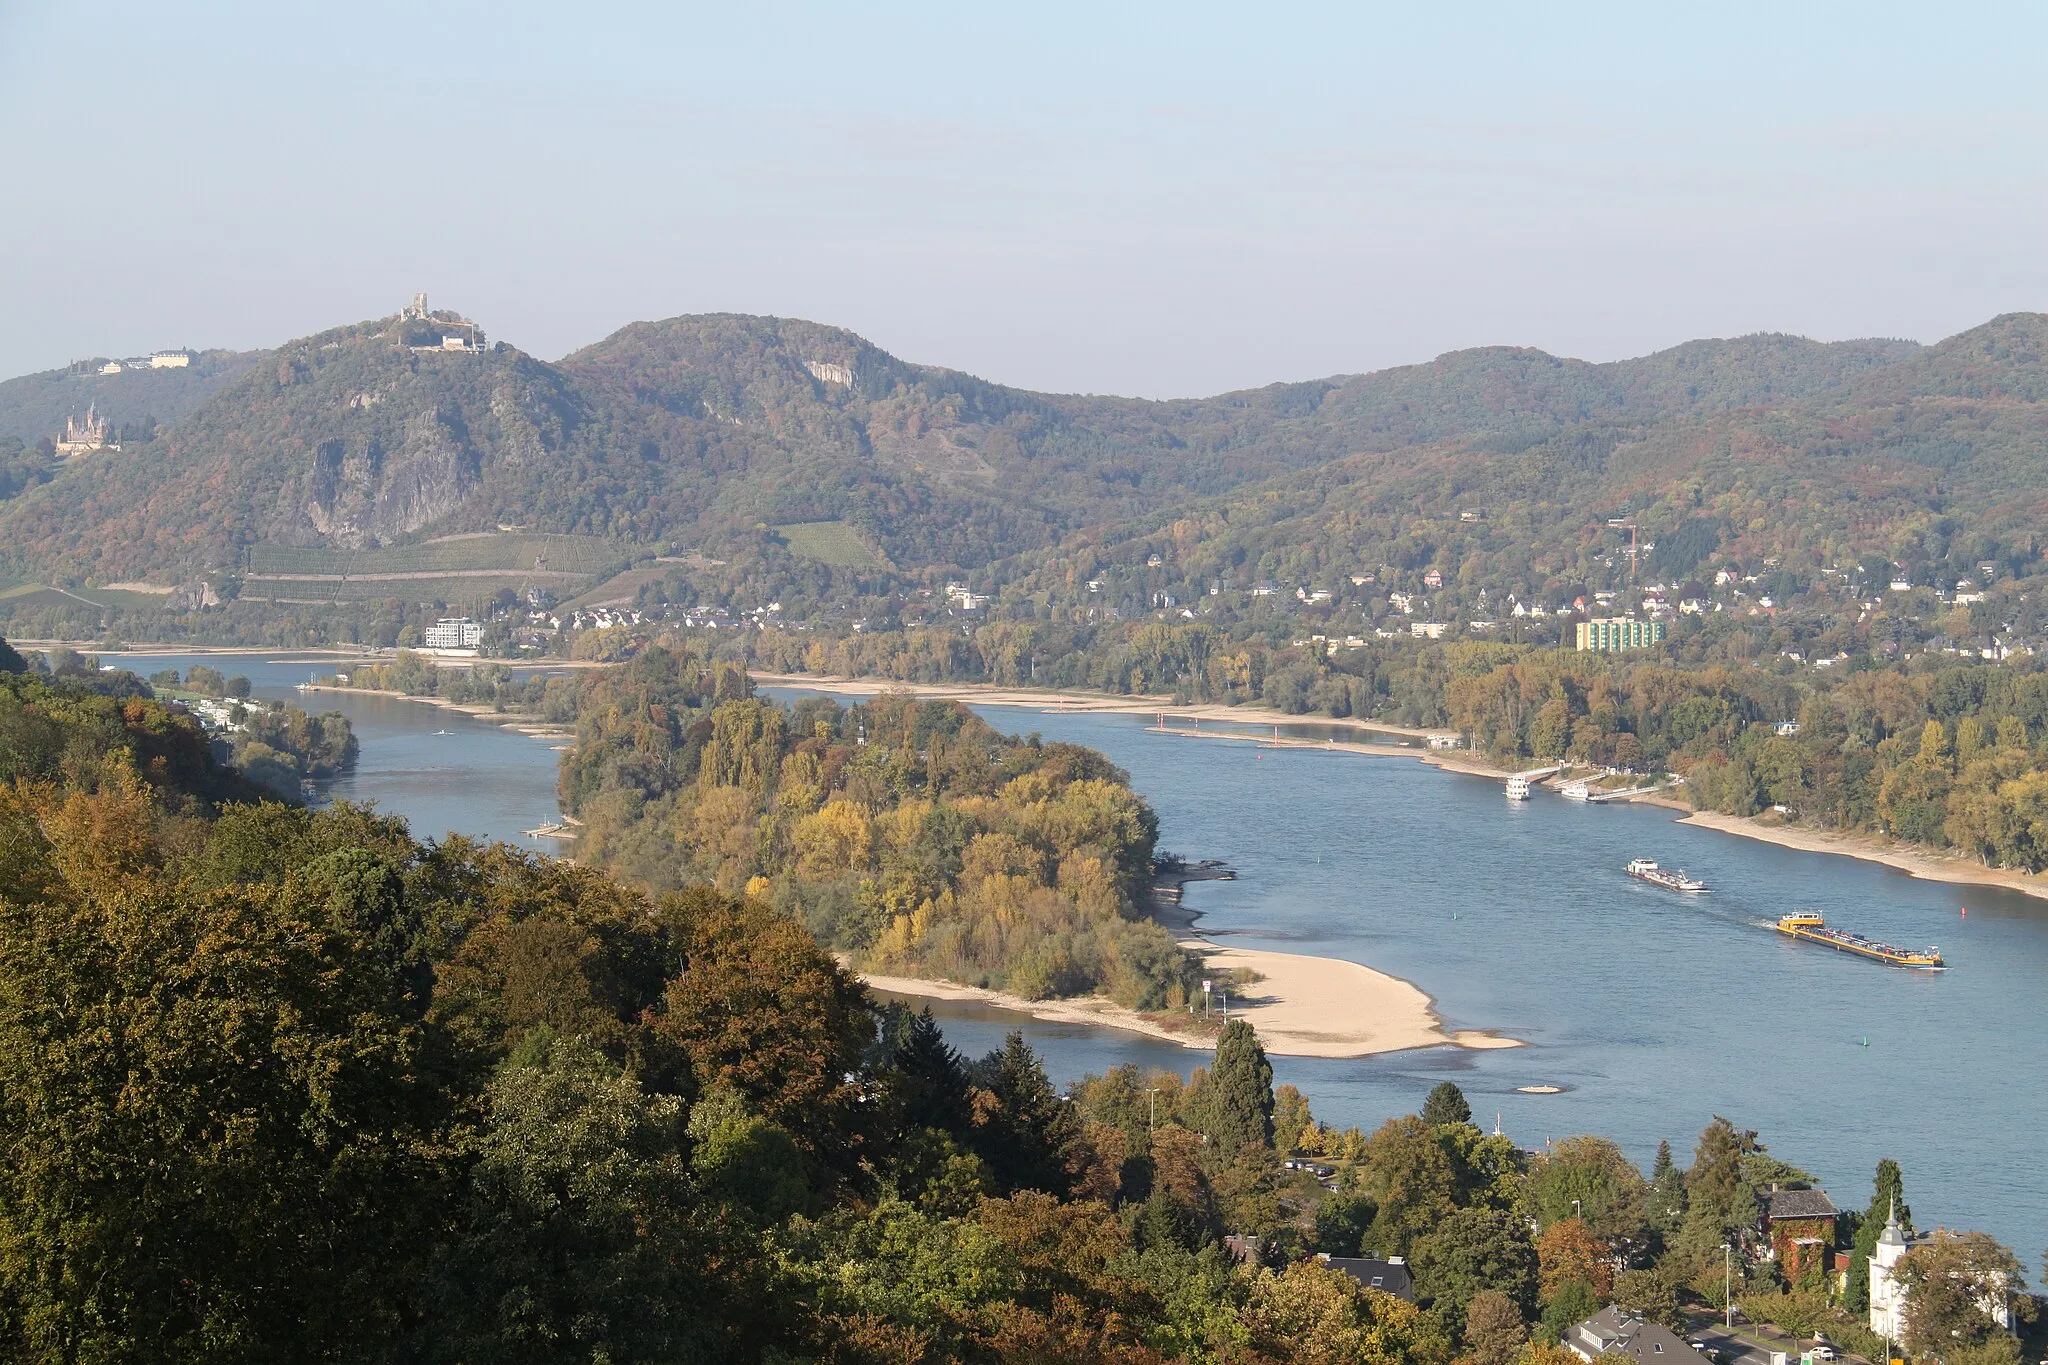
[281,409,483,547]
[0,317,589,583]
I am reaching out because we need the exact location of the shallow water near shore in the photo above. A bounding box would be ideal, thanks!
[110,656,2048,1258]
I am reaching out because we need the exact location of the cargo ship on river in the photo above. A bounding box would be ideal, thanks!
[1774,913,1944,969]
[1626,858,1710,893]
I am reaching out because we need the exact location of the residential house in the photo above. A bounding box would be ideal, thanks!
[1411,621,1448,640]
[1423,569,1444,588]
[1564,1306,1711,1365]
[1761,1187,1838,1282]
[1314,1254,1412,1301]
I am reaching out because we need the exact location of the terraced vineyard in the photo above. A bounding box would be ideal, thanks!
[238,573,597,606]
[237,533,646,604]
[244,533,627,578]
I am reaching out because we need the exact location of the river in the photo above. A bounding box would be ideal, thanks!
[112,654,2048,1260]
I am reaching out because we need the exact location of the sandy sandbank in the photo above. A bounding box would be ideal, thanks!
[854,860,1524,1061]
[854,939,1521,1060]
[748,671,1447,740]
[1182,940,1522,1057]
[1676,809,2048,903]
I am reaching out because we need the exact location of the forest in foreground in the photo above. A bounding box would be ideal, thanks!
[6,639,2036,1363]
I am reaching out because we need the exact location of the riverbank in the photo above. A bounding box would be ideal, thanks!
[1677,809,2048,904]
[855,862,1523,1060]
[749,671,1449,740]
[757,672,2048,903]
[751,671,1536,778]
[299,683,575,740]
[853,949,1520,1060]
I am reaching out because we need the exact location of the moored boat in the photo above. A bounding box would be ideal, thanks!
[1505,775,1531,800]
[1774,913,1943,969]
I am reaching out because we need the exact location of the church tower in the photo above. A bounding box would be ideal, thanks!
[1867,1201,1911,1342]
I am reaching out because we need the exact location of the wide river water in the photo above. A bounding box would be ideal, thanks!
[120,654,2048,1259]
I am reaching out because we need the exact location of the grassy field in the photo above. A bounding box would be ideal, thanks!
[774,520,885,570]
[245,534,629,578]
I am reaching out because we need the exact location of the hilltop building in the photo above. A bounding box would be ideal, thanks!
[399,292,485,352]
[55,404,112,456]
[1575,617,1666,652]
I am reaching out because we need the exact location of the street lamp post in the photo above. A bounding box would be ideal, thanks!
[1721,1242,1733,1329]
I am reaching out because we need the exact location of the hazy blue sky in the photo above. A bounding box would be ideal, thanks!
[5,2,2047,396]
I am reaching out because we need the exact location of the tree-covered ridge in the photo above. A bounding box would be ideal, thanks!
[0,319,594,584]
[24,307,2048,618]
[0,652,262,809]
[556,646,1194,1008]
[0,347,262,445]
[988,319,2048,627]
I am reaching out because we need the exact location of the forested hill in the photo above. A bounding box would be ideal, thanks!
[11,303,2048,606]
[0,348,262,445]
[995,314,2048,613]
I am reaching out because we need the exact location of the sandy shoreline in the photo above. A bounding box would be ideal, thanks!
[853,947,1521,1060]
[748,671,1450,740]
[1676,809,2048,903]
[755,671,2048,903]
[750,671,1532,779]
[853,861,1523,1060]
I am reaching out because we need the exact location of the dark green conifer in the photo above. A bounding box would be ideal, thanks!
[1202,1019,1274,1158]
[1422,1080,1473,1127]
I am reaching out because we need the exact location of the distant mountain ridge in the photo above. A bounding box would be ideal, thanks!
[5,304,2047,604]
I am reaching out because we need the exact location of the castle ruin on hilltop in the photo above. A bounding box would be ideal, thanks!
[398,292,486,352]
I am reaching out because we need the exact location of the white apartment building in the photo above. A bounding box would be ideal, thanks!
[423,617,482,649]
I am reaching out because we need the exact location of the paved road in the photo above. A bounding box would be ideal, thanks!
[1684,1321,1863,1365]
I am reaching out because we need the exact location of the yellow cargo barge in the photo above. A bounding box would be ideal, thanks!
[1774,913,1944,969]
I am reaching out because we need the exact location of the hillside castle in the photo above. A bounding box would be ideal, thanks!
[55,404,112,456]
